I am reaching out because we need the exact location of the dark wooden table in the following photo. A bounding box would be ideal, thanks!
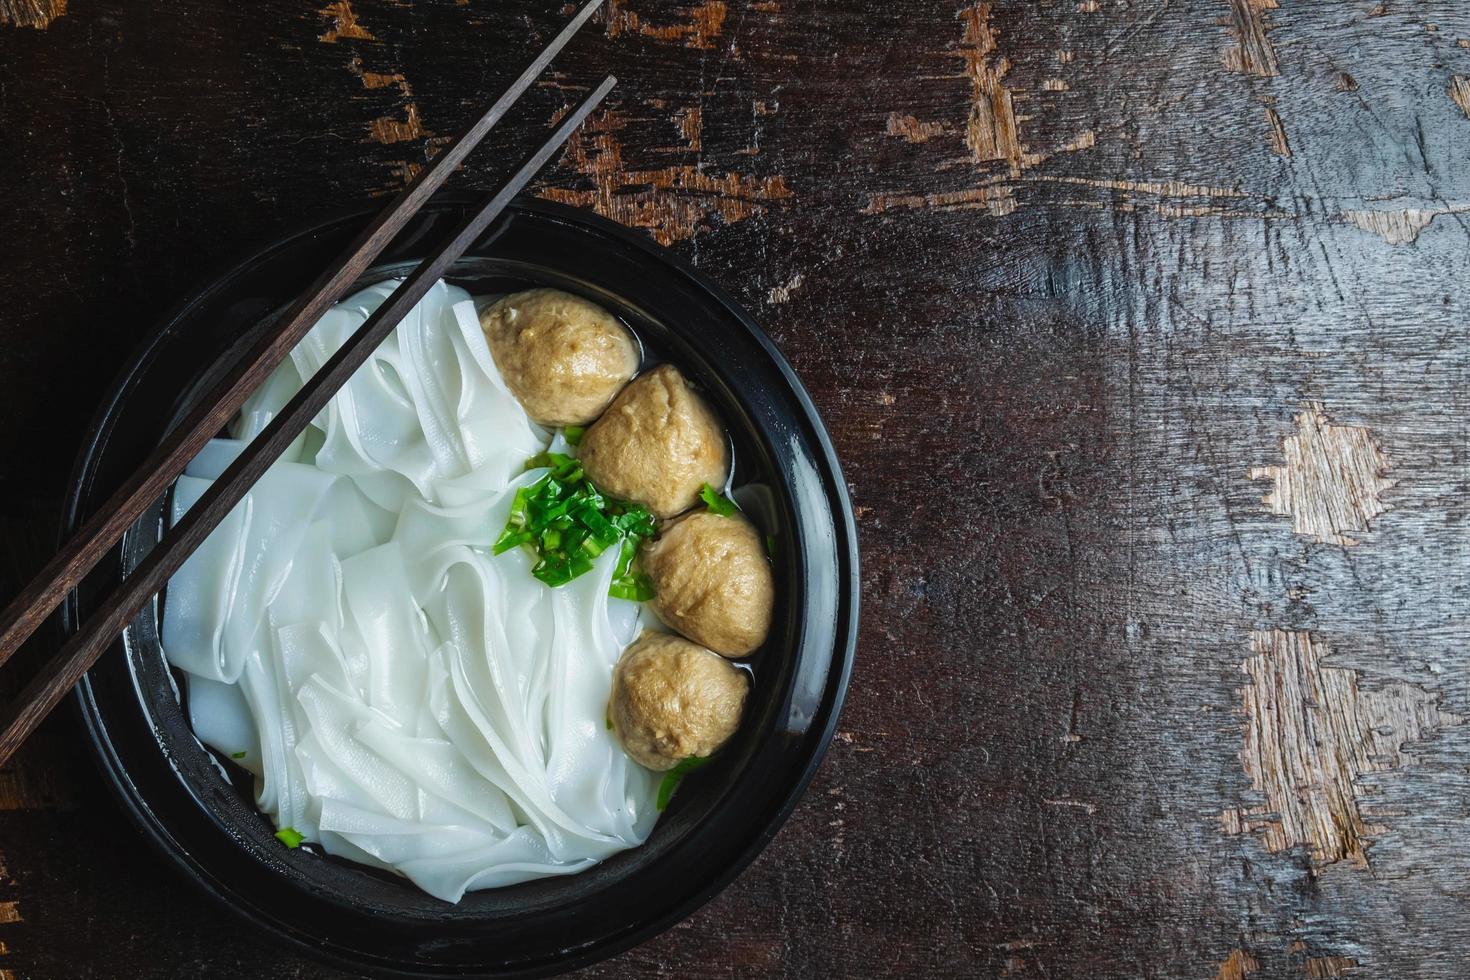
[3,0,1469,976]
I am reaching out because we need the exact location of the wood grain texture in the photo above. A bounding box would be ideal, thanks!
[2,0,1470,977]
[1220,630,1462,868]
[1246,404,1394,547]
[0,0,64,30]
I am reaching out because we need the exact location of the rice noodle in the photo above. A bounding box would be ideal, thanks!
[161,280,657,902]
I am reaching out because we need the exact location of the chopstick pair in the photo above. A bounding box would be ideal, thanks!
[0,0,614,765]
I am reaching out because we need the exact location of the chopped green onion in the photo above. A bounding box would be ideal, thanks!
[766,535,777,557]
[699,483,737,517]
[496,454,658,597]
[524,451,579,476]
[615,509,655,538]
[492,528,532,554]
[605,715,614,731]
[275,826,305,849]
[230,751,247,760]
[656,756,713,810]
[577,505,619,543]
[613,537,636,577]
[564,425,585,446]
[608,573,655,602]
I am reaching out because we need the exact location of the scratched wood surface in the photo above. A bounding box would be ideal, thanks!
[2,0,1469,977]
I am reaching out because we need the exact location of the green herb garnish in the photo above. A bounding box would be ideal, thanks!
[606,715,614,731]
[275,826,305,849]
[495,452,657,596]
[230,751,247,760]
[608,537,656,600]
[765,535,777,557]
[563,425,585,446]
[656,755,713,811]
[699,483,736,517]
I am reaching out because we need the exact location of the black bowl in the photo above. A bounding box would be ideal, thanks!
[60,197,858,977]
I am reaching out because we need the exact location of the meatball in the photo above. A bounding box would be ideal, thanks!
[479,288,639,426]
[578,364,729,518]
[641,511,774,657]
[608,632,748,771]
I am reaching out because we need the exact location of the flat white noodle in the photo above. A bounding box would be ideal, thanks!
[160,281,659,902]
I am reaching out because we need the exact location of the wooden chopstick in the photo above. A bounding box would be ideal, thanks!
[0,92,616,763]
[0,0,604,673]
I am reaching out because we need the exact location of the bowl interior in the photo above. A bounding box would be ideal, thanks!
[66,199,856,977]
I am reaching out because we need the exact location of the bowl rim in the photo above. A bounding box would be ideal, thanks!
[61,195,859,977]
